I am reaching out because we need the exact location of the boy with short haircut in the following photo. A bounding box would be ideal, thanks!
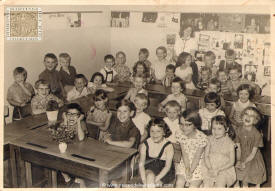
[228,65,242,96]
[199,78,225,110]
[58,53,77,94]
[219,49,242,75]
[162,64,176,87]
[152,46,171,82]
[163,100,181,143]
[7,67,35,120]
[217,69,232,95]
[197,66,211,91]
[39,53,65,99]
[99,54,117,83]
[203,51,218,79]
[138,48,155,82]
[132,93,151,144]
[67,74,90,101]
[31,79,64,115]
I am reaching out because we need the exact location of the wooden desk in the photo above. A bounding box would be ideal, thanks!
[9,125,137,188]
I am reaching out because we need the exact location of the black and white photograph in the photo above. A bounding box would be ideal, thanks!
[2,2,272,190]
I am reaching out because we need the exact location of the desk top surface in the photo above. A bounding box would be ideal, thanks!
[9,125,137,171]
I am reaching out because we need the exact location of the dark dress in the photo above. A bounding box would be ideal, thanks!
[144,140,175,184]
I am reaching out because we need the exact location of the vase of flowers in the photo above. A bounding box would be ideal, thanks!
[50,122,75,153]
[46,100,59,124]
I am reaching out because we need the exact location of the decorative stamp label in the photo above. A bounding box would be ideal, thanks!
[6,7,42,40]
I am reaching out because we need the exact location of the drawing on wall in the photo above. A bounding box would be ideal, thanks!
[111,11,130,28]
[67,13,81,27]
[142,12,158,23]
[166,34,176,45]
[264,66,271,76]
[234,34,244,49]
[244,63,258,82]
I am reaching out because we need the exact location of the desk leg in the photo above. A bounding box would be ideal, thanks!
[122,158,130,184]
[25,162,32,187]
[47,170,57,188]
[99,169,108,188]
[9,145,18,187]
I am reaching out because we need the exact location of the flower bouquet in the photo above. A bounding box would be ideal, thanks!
[50,122,76,153]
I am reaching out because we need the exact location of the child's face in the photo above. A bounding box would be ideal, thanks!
[171,82,182,95]
[206,84,218,93]
[150,125,165,143]
[179,117,195,136]
[95,97,107,110]
[37,84,50,97]
[205,102,218,113]
[134,77,145,90]
[242,109,257,127]
[165,106,180,121]
[105,58,114,70]
[166,69,174,78]
[44,57,57,71]
[133,98,147,113]
[117,105,132,123]
[184,56,192,66]
[229,69,240,81]
[239,89,250,103]
[136,64,145,74]
[226,55,235,64]
[66,108,80,126]
[116,53,126,65]
[59,57,70,68]
[74,78,86,91]
[14,73,25,84]
[204,56,215,67]
[212,121,226,139]
[156,49,166,60]
[218,72,227,83]
[93,75,103,86]
[138,52,147,62]
[201,70,210,81]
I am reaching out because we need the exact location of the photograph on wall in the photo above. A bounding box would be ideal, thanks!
[234,34,244,49]
[263,42,271,65]
[245,14,270,34]
[218,14,245,33]
[67,12,81,27]
[180,13,219,32]
[142,12,158,23]
[111,11,130,28]
[264,66,271,76]
[166,33,176,45]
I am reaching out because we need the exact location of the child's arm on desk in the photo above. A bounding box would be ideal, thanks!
[105,137,136,148]
[77,114,85,141]
[139,143,147,185]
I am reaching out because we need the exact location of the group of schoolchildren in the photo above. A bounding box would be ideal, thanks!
[7,46,267,188]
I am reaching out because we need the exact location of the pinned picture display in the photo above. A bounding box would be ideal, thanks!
[111,11,130,28]
[234,34,244,49]
[166,34,176,45]
[67,12,81,27]
[142,12,158,23]
[264,66,271,76]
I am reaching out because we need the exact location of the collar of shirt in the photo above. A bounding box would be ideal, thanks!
[104,66,113,72]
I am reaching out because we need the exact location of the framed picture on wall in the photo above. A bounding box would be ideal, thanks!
[166,34,176,45]
[245,14,270,34]
[111,11,130,27]
[142,12,158,23]
[264,66,271,76]
[234,34,244,49]
[244,64,258,82]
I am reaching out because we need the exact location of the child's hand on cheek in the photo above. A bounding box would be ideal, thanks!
[62,112,68,126]
[78,114,84,122]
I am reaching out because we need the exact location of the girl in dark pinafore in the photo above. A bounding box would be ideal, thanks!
[139,118,175,188]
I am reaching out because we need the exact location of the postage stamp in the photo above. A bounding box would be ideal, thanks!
[6,7,42,40]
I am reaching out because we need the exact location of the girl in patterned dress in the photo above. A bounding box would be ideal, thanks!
[86,89,112,141]
[229,84,256,131]
[139,118,175,188]
[235,107,266,187]
[203,115,236,187]
[175,110,208,188]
